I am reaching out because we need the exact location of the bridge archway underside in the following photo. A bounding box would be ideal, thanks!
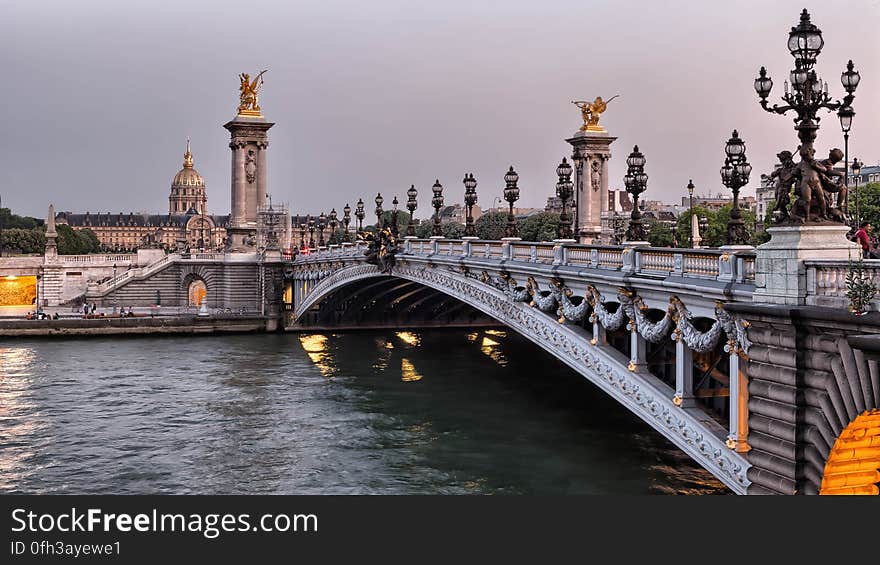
[290,257,752,494]
[295,276,495,329]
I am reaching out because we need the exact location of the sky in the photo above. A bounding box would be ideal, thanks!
[1,0,878,219]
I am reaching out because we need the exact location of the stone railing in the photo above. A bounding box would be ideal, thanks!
[294,239,756,285]
[91,254,178,294]
[61,254,136,265]
[805,259,880,308]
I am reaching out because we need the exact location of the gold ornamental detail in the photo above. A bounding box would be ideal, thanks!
[238,70,267,117]
[571,95,619,133]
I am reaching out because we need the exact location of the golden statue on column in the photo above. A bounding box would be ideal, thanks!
[571,95,619,133]
[238,70,268,117]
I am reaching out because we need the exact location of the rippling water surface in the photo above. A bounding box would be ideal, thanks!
[0,330,727,494]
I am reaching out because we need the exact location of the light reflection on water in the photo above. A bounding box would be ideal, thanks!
[0,331,728,494]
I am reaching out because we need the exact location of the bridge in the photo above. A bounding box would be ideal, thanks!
[288,237,880,496]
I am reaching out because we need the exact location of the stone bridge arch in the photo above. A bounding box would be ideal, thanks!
[292,262,751,493]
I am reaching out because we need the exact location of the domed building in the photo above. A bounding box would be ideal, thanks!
[56,142,229,252]
[169,140,207,215]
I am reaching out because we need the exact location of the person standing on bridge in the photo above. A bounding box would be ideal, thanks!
[854,222,872,259]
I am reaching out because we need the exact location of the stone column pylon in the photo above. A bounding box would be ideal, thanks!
[224,114,274,252]
[566,131,616,244]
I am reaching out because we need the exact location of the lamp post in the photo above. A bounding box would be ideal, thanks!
[111,263,118,315]
[374,193,384,229]
[623,146,648,242]
[328,208,338,245]
[406,184,418,238]
[390,196,400,237]
[720,130,753,246]
[838,105,854,212]
[307,216,316,249]
[431,179,444,237]
[503,166,520,239]
[355,198,365,233]
[463,173,478,238]
[317,212,327,247]
[687,179,695,248]
[299,222,307,251]
[851,157,862,226]
[753,9,860,223]
[556,157,574,240]
[342,203,352,243]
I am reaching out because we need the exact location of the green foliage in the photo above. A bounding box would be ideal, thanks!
[675,204,758,248]
[0,207,43,230]
[415,222,433,239]
[851,182,880,228]
[518,212,560,242]
[56,225,101,255]
[475,212,508,240]
[442,222,466,239]
[646,219,675,247]
[377,210,411,233]
[0,227,46,254]
[846,256,878,314]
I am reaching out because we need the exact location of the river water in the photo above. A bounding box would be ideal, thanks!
[0,330,727,494]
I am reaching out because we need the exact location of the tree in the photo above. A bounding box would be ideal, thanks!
[518,212,560,242]
[415,222,433,239]
[675,204,757,248]
[475,211,507,240]
[377,210,411,234]
[0,227,45,254]
[0,207,43,229]
[646,219,675,247]
[442,222,466,239]
[56,225,101,254]
[852,182,880,230]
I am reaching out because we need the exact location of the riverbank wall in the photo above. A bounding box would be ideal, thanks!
[0,315,277,337]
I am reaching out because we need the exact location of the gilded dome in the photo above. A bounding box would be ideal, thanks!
[172,140,205,188]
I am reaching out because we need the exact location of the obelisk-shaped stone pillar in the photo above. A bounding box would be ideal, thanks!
[224,114,274,252]
[566,131,616,244]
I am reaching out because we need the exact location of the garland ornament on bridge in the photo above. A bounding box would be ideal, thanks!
[474,273,751,356]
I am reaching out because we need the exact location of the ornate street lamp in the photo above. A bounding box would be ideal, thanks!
[406,184,418,237]
[390,196,400,237]
[342,203,352,243]
[463,173,478,238]
[556,157,574,240]
[328,208,338,245]
[720,130,752,246]
[355,198,365,232]
[503,166,520,239]
[851,157,862,226]
[687,179,695,248]
[838,105,855,211]
[307,215,316,249]
[317,212,327,247]
[623,146,648,242]
[431,179,444,237]
[374,193,384,229]
[754,9,859,223]
[299,222,307,250]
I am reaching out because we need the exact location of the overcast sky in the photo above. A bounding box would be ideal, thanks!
[1,0,878,219]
